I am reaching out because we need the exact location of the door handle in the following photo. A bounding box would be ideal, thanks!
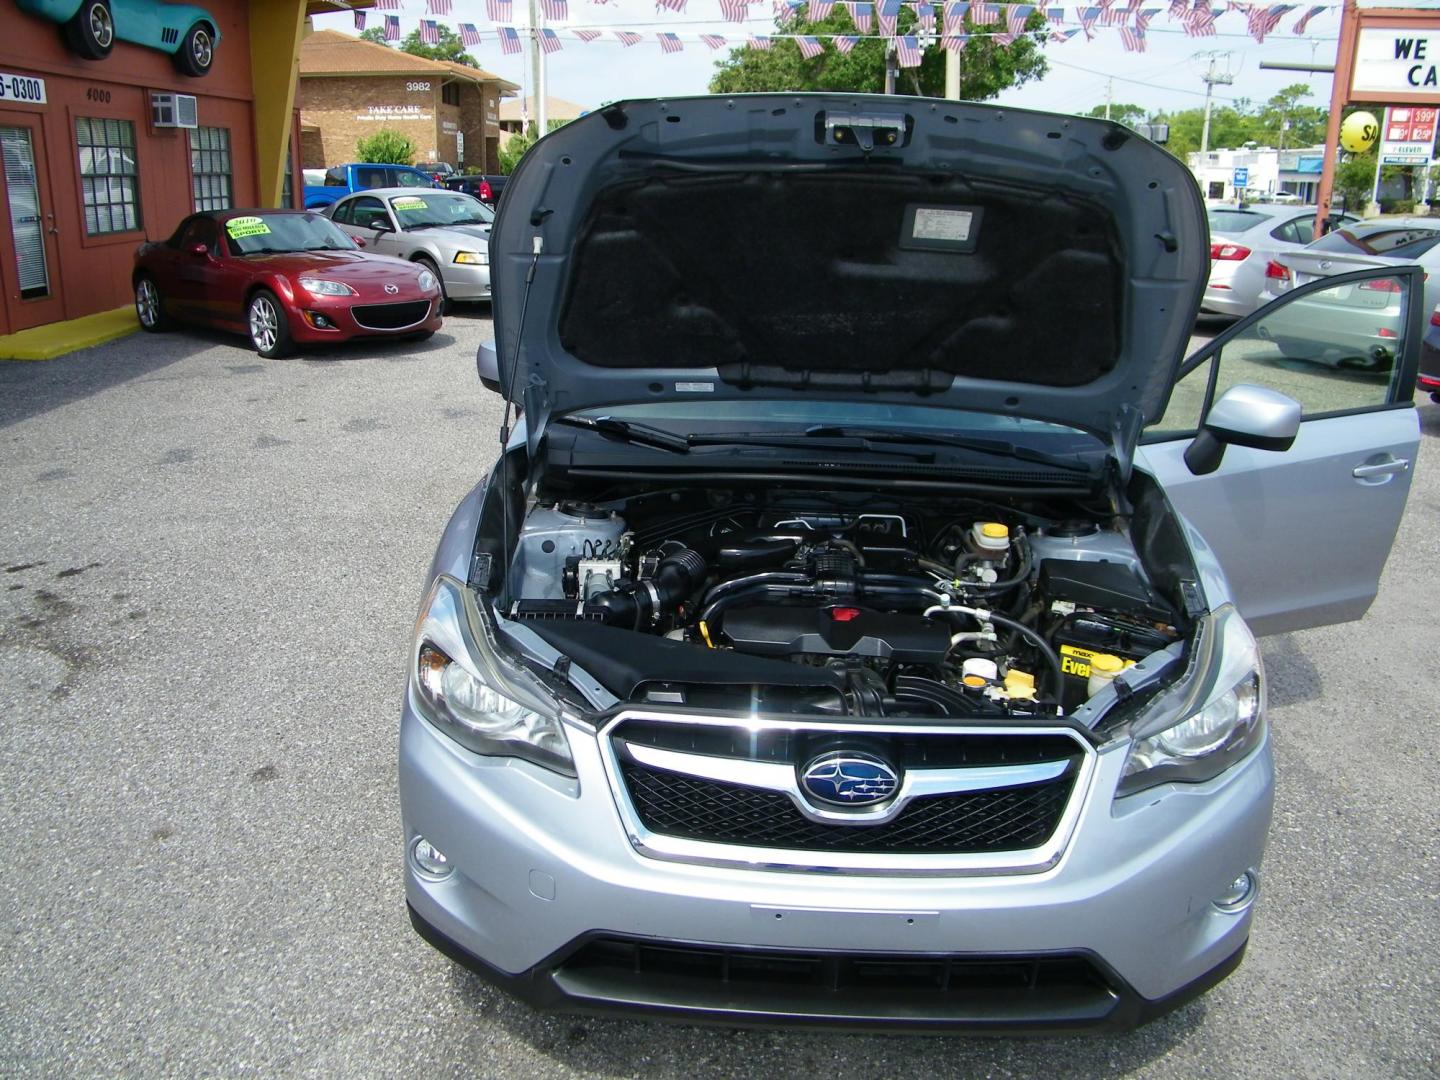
[1352,457,1410,479]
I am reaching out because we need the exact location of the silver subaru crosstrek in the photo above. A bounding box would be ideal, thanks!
[399,95,1421,1032]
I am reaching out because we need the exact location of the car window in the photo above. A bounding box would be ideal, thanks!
[222,212,357,255]
[387,192,492,228]
[178,217,218,252]
[349,196,391,231]
[325,167,346,186]
[1208,210,1271,234]
[1308,226,1440,256]
[1271,216,1316,245]
[330,199,352,225]
[1147,274,1410,439]
[394,170,433,188]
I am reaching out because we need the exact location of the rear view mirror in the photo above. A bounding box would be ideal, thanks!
[1184,384,1301,475]
[477,340,501,394]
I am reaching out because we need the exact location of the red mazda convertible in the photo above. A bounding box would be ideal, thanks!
[133,209,444,358]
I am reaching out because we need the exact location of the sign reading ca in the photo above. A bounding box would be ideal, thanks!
[1353,28,1440,96]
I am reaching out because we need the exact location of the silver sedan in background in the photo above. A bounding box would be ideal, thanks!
[1201,204,1359,319]
[326,188,493,305]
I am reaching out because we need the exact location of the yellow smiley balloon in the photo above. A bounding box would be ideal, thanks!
[1340,111,1380,153]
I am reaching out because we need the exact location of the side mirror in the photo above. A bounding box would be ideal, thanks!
[353,236,367,248]
[188,242,209,257]
[1184,384,1301,475]
[477,340,501,394]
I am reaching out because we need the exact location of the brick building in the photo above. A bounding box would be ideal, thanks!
[297,31,516,173]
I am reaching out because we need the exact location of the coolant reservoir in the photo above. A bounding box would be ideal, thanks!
[1086,653,1126,698]
[968,521,1010,557]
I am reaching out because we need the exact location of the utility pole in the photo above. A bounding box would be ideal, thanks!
[1104,78,1113,121]
[884,42,897,94]
[1199,54,1234,154]
[944,43,960,98]
[528,0,547,136]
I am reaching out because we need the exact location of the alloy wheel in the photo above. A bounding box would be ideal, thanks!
[136,279,158,327]
[90,3,113,48]
[249,296,278,352]
[192,30,212,67]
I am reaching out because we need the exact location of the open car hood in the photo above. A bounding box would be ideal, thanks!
[489,94,1208,454]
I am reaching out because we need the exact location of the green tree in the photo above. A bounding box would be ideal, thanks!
[708,6,1046,99]
[1256,83,1327,149]
[359,24,478,66]
[1153,105,1260,159]
[1082,103,1146,128]
[495,119,573,174]
[355,128,417,165]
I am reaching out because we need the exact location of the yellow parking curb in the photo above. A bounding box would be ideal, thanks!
[0,307,139,361]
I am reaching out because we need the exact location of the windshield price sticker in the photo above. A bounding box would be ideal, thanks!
[392,197,428,210]
[914,208,974,242]
[226,216,271,239]
[0,72,46,105]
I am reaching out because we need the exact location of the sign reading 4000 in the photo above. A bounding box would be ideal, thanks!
[1354,29,1440,95]
[0,71,46,105]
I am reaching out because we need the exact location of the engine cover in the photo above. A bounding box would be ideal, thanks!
[722,605,951,664]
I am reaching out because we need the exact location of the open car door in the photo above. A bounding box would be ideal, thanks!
[1134,265,1423,636]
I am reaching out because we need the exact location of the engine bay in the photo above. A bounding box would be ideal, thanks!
[499,487,1188,721]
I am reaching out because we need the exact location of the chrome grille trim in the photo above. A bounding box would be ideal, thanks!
[599,711,1098,876]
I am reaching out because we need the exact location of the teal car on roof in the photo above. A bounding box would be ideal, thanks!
[18,0,220,77]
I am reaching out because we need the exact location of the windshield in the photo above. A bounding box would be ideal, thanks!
[1208,210,1272,235]
[1308,225,1440,258]
[224,213,356,255]
[575,401,1105,450]
[388,192,493,228]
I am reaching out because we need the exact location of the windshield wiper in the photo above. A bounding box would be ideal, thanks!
[552,415,690,453]
[801,426,1093,472]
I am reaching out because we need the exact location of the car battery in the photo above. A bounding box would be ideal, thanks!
[1051,612,1177,713]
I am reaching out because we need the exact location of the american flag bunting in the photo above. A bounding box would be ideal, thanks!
[1292,2,1323,33]
[971,3,999,25]
[718,0,748,19]
[916,3,935,31]
[539,27,562,50]
[797,34,825,55]
[749,32,773,47]
[1006,4,1032,35]
[373,0,399,9]
[574,28,603,40]
[427,0,451,13]
[1045,6,1065,22]
[419,19,440,43]
[353,9,365,29]
[384,14,400,39]
[540,0,568,18]
[944,1,970,31]
[498,25,522,51]
[701,32,728,47]
[895,34,924,66]
[615,29,643,44]
[656,0,687,10]
[459,21,481,43]
[846,1,873,31]
[810,0,836,19]
[485,0,512,22]
[941,31,967,48]
[658,30,684,50]
[1050,24,1080,38]
[1077,6,1099,35]
[833,33,859,50]
[877,0,901,34]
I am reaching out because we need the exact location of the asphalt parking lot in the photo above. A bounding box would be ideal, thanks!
[1,313,1436,1078]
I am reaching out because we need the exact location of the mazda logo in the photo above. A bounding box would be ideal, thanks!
[384,283,399,294]
[799,753,899,806]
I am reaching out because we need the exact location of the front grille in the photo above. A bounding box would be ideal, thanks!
[351,300,430,330]
[555,937,1120,1024]
[619,759,1076,854]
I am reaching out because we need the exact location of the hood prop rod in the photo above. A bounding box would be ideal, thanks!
[498,236,545,601]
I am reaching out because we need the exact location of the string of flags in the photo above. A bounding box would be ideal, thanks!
[348,0,1336,61]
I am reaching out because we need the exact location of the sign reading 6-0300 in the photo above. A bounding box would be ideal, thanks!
[0,72,47,105]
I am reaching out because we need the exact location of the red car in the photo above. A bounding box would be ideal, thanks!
[132,209,444,358]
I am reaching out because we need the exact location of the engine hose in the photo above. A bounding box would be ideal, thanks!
[967,532,1034,594]
[930,604,1064,695]
[701,571,812,605]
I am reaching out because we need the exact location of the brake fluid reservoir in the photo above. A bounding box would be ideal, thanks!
[968,521,1010,558]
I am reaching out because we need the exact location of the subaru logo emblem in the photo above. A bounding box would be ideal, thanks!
[1319,260,1332,270]
[799,753,899,806]
[384,283,399,294]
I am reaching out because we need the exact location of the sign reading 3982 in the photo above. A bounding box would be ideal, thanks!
[0,72,46,106]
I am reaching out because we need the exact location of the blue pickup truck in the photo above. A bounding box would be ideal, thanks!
[302,163,440,210]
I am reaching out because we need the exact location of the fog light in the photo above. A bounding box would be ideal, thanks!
[304,310,335,330]
[1214,870,1258,912]
[410,835,452,879]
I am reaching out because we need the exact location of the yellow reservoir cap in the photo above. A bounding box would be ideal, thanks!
[962,674,988,688]
[1090,653,1126,674]
[980,522,1009,539]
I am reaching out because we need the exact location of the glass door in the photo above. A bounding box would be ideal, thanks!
[0,113,64,332]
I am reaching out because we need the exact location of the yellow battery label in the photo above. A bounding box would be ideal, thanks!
[1059,644,1136,680]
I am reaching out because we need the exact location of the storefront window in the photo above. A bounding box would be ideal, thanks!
[75,117,139,235]
[189,126,232,212]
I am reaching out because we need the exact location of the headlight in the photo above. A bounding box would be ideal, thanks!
[1117,605,1266,797]
[417,269,438,292]
[453,250,487,265]
[411,575,574,775]
[297,277,355,297]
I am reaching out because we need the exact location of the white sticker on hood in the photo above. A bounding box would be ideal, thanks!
[675,381,715,392]
[912,208,974,242]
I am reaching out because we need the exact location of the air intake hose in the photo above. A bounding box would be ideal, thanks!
[590,547,707,628]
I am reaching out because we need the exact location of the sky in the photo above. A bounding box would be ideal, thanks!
[309,1,1440,126]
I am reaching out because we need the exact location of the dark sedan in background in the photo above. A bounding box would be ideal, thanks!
[132,209,443,358]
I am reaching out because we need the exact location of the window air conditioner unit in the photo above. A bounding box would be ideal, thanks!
[152,93,198,129]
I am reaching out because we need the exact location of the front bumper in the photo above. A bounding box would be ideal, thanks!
[399,702,1274,1031]
[285,293,443,344]
[440,261,492,301]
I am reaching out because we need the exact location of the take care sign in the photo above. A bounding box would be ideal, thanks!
[1353,27,1440,97]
